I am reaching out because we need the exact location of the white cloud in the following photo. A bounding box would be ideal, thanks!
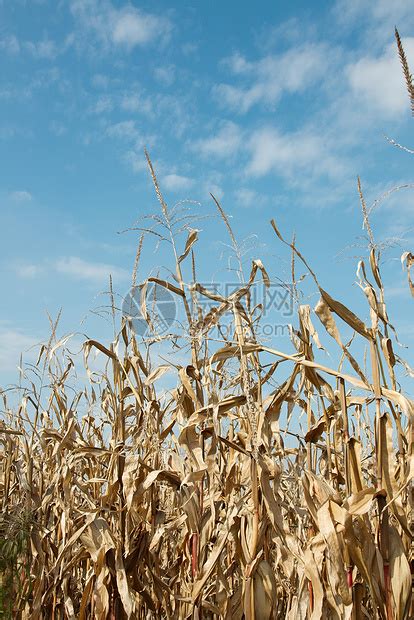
[235,188,267,208]
[247,127,345,180]
[182,42,198,56]
[0,67,62,103]
[25,38,58,59]
[49,120,67,136]
[204,182,224,201]
[154,65,176,87]
[121,92,153,115]
[93,95,113,115]
[9,190,32,203]
[192,122,242,159]
[0,126,29,140]
[70,0,171,51]
[0,35,20,54]
[124,150,147,173]
[92,74,110,89]
[334,0,414,36]
[214,44,330,113]
[162,173,194,192]
[256,18,318,51]
[0,324,40,373]
[112,8,170,48]
[346,38,414,117]
[12,255,130,284]
[14,263,42,278]
[55,256,129,283]
[106,120,139,141]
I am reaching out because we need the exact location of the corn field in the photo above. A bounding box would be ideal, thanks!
[0,30,413,620]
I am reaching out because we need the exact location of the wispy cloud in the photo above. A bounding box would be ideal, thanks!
[70,0,172,51]
[106,120,140,142]
[0,67,62,103]
[12,255,130,285]
[112,8,170,48]
[333,0,414,39]
[154,65,176,87]
[0,35,20,54]
[55,256,129,283]
[1,33,72,60]
[124,150,147,173]
[9,190,32,203]
[25,38,59,59]
[207,185,224,201]
[121,91,153,116]
[14,262,42,278]
[234,188,268,208]
[92,95,113,115]
[346,38,414,118]
[92,74,111,89]
[191,121,242,159]
[105,120,153,172]
[0,125,31,140]
[213,44,331,113]
[49,120,67,136]
[162,173,194,192]
[0,323,40,374]
[246,126,346,180]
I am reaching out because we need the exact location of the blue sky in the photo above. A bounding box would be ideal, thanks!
[1,0,414,385]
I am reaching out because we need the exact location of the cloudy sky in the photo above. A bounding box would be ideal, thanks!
[1,0,414,384]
